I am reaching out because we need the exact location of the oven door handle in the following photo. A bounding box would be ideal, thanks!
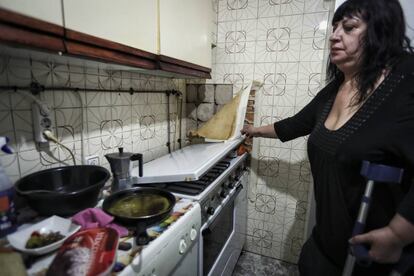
[202,184,243,235]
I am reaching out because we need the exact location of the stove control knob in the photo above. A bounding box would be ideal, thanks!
[207,207,215,215]
[190,227,197,241]
[228,182,235,189]
[219,190,226,198]
[179,239,187,254]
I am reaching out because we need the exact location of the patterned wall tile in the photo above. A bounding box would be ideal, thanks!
[258,0,281,18]
[290,135,308,151]
[295,84,316,108]
[300,37,326,62]
[0,153,20,182]
[86,90,112,107]
[236,19,258,42]
[232,63,254,92]
[254,41,277,63]
[53,90,84,108]
[304,0,331,13]
[279,0,304,16]
[256,17,279,42]
[274,85,296,107]
[234,41,257,63]
[86,107,112,139]
[18,146,60,177]
[55,108,83,143]
[216,42,236,64]
[6,58,31,87]
[214,63,236,84]
[212,0,334,263]
[279,14,303,39]
[112,91,132,106]
[276,39,301,62]
[302,12,329,39]
[218,0,238,22]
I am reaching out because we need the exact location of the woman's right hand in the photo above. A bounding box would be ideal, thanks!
[241,125,257,138]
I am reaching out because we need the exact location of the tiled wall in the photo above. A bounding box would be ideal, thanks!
[0,46,186,183]
[210,0,334,263]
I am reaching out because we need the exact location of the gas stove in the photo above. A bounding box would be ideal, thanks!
[131,138,249,276]
[139,153,247,225]
[132,138,248,224]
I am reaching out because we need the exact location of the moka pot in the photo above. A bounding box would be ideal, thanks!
[105,147,143,192]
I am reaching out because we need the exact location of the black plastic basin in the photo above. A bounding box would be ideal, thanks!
[15,165,110,216]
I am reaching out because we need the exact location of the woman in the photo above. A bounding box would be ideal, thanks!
[241,0,414,275]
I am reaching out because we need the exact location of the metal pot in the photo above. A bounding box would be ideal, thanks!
[102,187,176,245]
[15,165,110,216]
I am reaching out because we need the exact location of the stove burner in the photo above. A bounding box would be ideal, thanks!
[139,160,231,196]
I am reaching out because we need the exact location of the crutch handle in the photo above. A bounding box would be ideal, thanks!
[360,161,404,183]
[351,222,372,266]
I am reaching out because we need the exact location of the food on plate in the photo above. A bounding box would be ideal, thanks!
[25,230,65,249]
[108,193,170,218]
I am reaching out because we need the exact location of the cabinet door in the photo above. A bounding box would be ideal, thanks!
[159,0,212,68]
[0,0,63,26]
[63,0,158,54]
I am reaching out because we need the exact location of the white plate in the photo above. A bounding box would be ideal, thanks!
[7,215,81,255]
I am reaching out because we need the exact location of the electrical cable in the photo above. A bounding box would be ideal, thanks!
[43,130,76,165]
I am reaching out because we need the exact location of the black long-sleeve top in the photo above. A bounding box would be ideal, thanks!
[274,54,414,273]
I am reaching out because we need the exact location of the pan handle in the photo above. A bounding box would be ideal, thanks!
[135,222,150,245]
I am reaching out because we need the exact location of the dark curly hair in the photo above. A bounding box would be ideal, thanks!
[327,0,413,104]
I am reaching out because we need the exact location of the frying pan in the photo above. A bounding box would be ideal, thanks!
[102,187,176,245]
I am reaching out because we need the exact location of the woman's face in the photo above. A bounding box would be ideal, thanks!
[329,15,368,72]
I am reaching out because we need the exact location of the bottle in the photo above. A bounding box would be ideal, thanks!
[0,136,17,238]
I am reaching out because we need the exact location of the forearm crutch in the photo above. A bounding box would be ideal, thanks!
[342,161,404,276]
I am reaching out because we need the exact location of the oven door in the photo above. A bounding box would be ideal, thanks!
[199,184,243,276]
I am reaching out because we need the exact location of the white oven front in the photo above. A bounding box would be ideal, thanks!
[199,170,248,276]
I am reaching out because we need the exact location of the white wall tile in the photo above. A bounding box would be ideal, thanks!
[218,0,238,22]
[304,0,331,13]
[211,0,334,263]
[279,14,304,39]
[0,153,20,182]
[302,12,329,39]
[236,0,258,20]
[258,0,281,18]
[18,146,60,177]
[280,0,304,16]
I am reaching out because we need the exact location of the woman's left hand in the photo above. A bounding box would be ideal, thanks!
[350,226,404,263]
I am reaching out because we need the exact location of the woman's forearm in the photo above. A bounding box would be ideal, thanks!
[241,124,278,138]
[255,124,278,138]
[389,214,414,246]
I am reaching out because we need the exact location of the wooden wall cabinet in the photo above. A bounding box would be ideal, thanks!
[63,0,158,55]
[0,0,211,78]
[159,0,212,69]
[0,0,63,26]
